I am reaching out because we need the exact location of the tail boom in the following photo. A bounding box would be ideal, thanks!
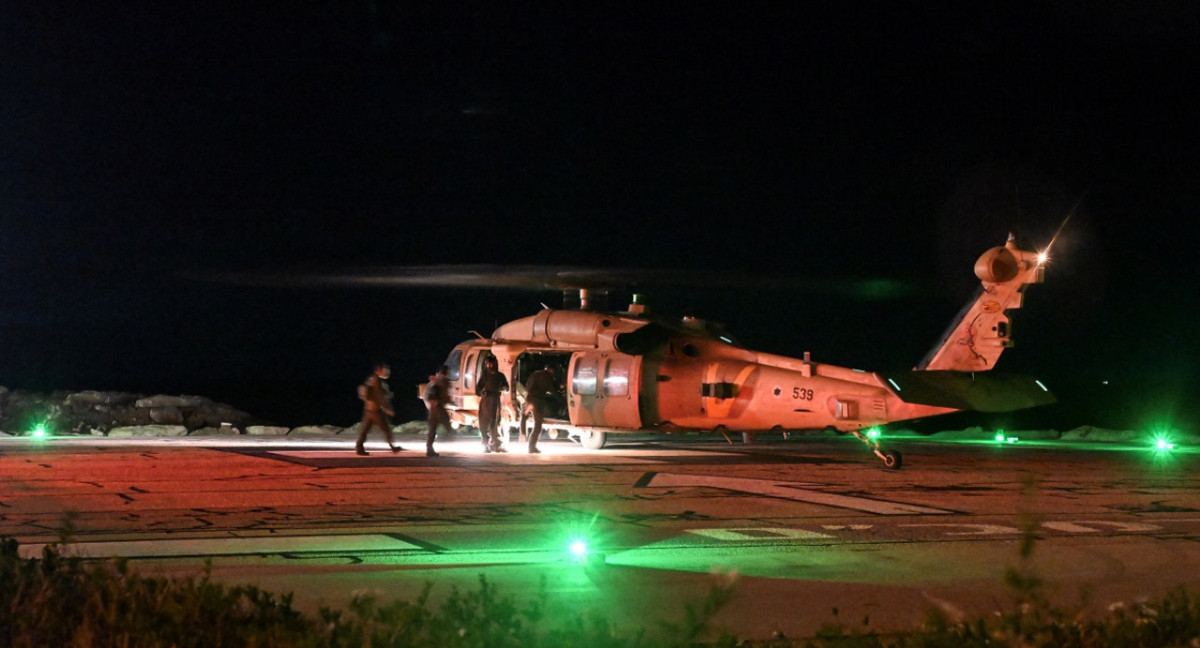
[917,235,1046,372]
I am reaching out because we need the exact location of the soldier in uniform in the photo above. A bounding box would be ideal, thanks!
[423,365,451,457]
[356,362,401,455]
[523,364,560,454]
[475,356,510,452]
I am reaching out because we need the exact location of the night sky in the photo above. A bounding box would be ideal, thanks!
[3,4,1197,431]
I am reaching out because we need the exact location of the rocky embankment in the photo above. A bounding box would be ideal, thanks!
[0,385,1181,445]
[0,386,338,438]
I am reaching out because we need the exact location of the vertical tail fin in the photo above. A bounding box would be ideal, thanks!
[916,234,1046,371]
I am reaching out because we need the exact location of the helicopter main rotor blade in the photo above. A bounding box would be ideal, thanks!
[194,265,923,300]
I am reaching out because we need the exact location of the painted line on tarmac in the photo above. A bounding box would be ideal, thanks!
[18,534,423,560]
[638,472,955,515]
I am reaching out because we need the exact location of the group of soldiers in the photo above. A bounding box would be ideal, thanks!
[355,358,560,457]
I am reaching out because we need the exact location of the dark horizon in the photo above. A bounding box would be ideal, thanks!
[3,4,1196,434]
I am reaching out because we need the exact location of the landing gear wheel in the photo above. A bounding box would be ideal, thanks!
[850,428,904,469]
[578,430,606,450]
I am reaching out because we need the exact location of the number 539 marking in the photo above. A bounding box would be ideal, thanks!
[792,387,814,400]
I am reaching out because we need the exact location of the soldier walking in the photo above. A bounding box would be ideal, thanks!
[476,356,510,452]
[356,362,401,455]
[423,365,450,457]
[523,364,560,454]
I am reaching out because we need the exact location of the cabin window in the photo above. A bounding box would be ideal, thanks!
[835,399,858,420]
[572,356,598,395]
[603,360,629,396]
[463,353,476,391]
[701,382,737,399]
[473,351,496,387]
[443,350,463,381]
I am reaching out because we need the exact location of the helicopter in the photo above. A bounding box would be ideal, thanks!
[421,234,1055,468]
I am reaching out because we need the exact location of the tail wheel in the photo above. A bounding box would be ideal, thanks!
[881,449,903,469]
[579,430,606,450]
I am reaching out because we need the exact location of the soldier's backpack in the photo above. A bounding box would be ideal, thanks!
[425,378,444,404]
[357,376,375,401]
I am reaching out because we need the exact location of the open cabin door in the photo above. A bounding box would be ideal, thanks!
[568,351,642,429]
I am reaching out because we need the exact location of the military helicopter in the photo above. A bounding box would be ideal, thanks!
[420,234,1055,468]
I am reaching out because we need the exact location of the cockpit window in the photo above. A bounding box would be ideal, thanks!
[443,350,463,381]
[475,351,495,383]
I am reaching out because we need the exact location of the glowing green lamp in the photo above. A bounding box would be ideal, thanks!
[568,539,588,561]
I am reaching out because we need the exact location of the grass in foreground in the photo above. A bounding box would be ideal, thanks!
[3,536,1200,647]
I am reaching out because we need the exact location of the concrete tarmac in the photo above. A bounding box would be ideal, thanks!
[2,431,1198,639]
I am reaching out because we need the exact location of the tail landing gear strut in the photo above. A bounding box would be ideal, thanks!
[850,428,903,469]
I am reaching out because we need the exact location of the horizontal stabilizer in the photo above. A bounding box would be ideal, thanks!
[880,371,1056,413]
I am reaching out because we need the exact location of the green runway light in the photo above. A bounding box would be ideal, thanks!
[993,430,1018,443]
[559,512,605,564]
[565,537,593,565]
[865,427,881,440]
[991,430,1019,444]
[30,422,48,439]
[1144,425,1182,466]
[1147,424,1179,455]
